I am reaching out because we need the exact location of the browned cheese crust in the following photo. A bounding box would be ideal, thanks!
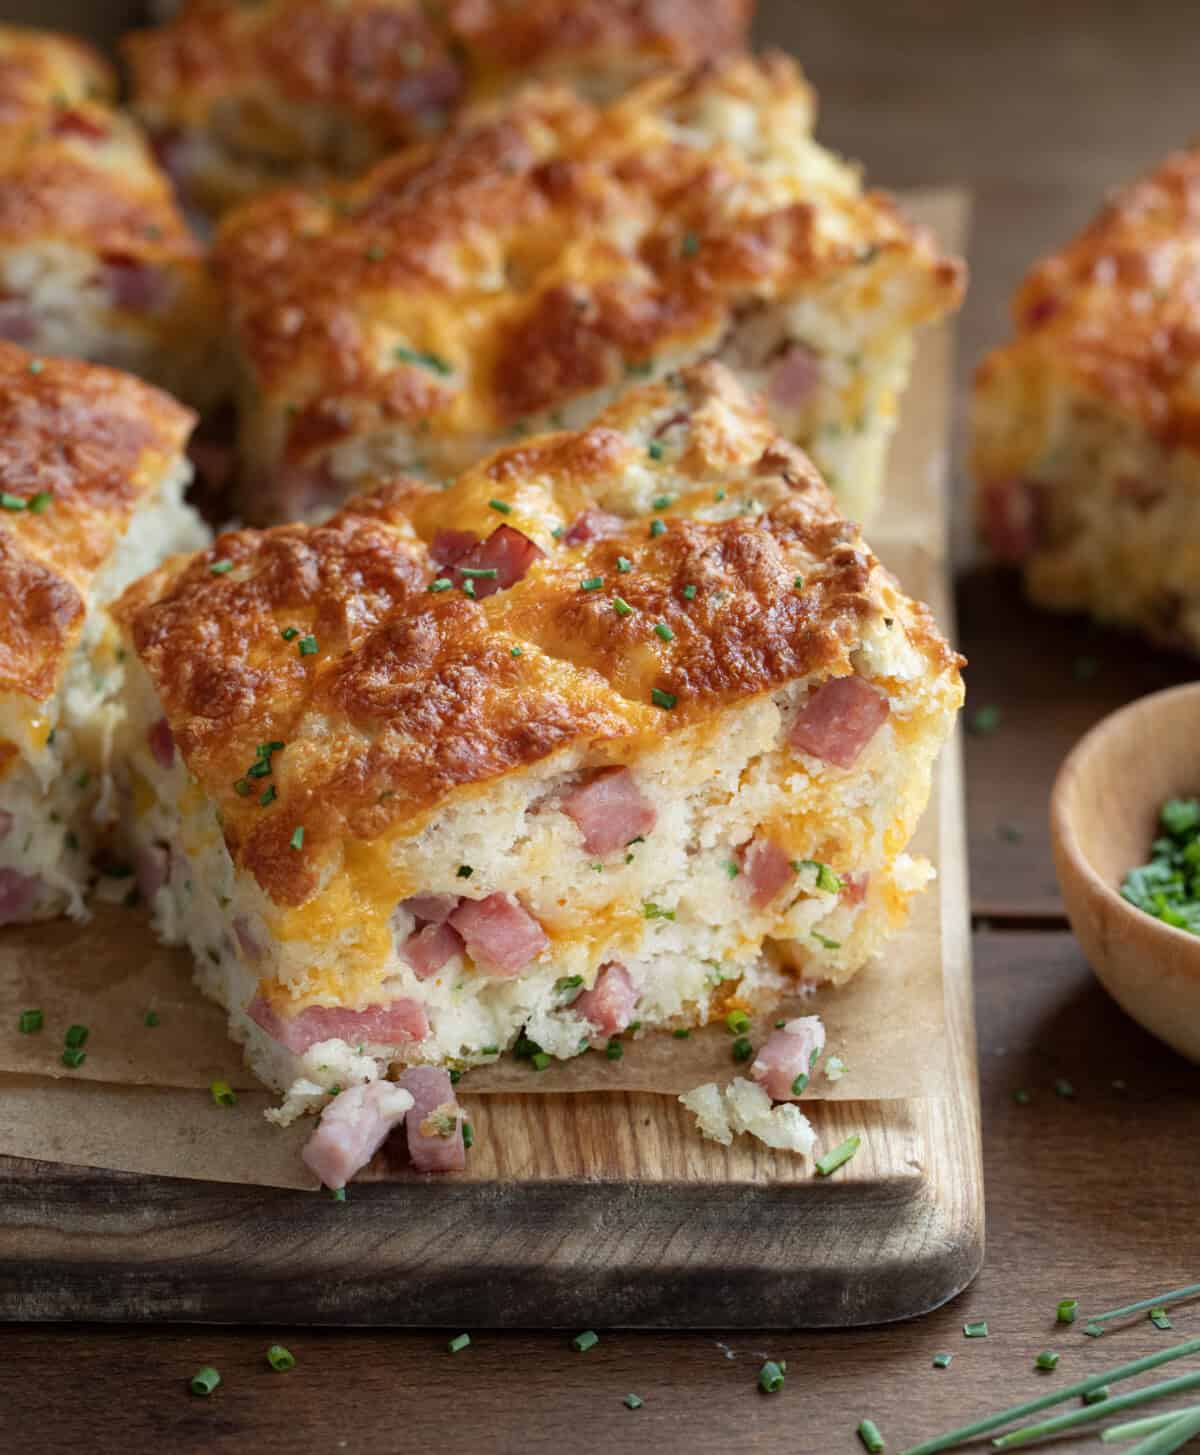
[976,144,1200,450]
[213,55,962,471]
[117,364,958,909]
[0,344,195,703]
[125,0,752,154]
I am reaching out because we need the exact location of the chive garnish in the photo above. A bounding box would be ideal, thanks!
[731,1036,753,1063]
[993,1369,1200,1448]
[394,345,451,375]
[653,622,674,642]
[963,1321,988,1338]
[530,1051,552,1071]
[462,1122,474,1150]
[815,1135,860,1176]
[758,1360,785,1394]
[60,1048,85,1068]
[651,688,677,710]
[616,556,633,573]
[210,1079,237,1107]
[281,627,299,640]
[456,865,473,878]
[556,975,584,997]
[480,1045,499,1056]
[266,1345,295,1371]
[1054,1078,1075,1098]
[725,1009,750,1035]
[448,1333,471,1354]
[289,826,304,850]
[459,567,499,579]
[724,860,740,879]
[510,646,523,657]
[672,1028,690,1039]
[64,1024,88,1049]
[682,584,697,600]
[571,1331,599,1352]
[933,1353,953,1369]
[1056,1298,1078,1324]
[209,559,234,575]
[26,358,44,375]
[488,499,512,515]
[298,634,318,656]
[642,901,675,920]
[0,493,26,510]
[17,1009,42,1034]
[858,1419,885,1453]
[1151,1308,1174,1330]
[612,596,634,617]
[898,1337,1200,1454]
[681,232,700,257]
[234,778,251,796]
[624,1394,644,1409]
[189,1367,220,1396]
[793,575,805,590]
[967,705,1001,736]
[27,492,51,513]
[812,931,842,950]
[143,1010,160,1027]
[649,518,666,539]
[259,785,277,807]
[651,493,673,510]
[461,578,477,598]
[625,360,653,378]
[647,442,664,461]
[581,576,604,591]
[428,578,453,592]
[605,1037,623,1061]
[1035,1351,1059,1372]
[791,1073,809,1096]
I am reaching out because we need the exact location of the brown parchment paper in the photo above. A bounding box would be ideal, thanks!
[0,190,969,1190]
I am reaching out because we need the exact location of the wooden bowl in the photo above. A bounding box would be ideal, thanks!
[1051,682,1200,1064]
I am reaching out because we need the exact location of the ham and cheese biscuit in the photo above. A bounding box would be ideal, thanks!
[0,25,224,409]
[125,0,753,216]
[111,364,962,1113]
[0,344,207,926]
[215,55,964,529]
[973,145,1200,654]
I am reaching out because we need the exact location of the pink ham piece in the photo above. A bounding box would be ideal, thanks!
[147,717,175,771]
[102,261,170,313]
[448,892,548,976]
[574,962,637,1036]
[401,893,459,925]
[398,1066,466,1173]
[0,868,41,926]
[790,676,890,769]
[561,768,656,856]
[751,1015,827,1101]
[135,842,170,901]
[248,996,430,1053]
[301,1080,414,1190]
[429,528,478,568]
[562,508,625,546]
[980,478,1040,564]
[738,837,795,910]
[0,299,37,345]
[451,525,543,600]
[402,921,464,980]
[52,108,110,142]
[841,871,870,906]
[768,343,821,411]
[0,809,12,841]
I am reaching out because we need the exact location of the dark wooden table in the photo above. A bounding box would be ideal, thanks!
[3,2,1200,1451]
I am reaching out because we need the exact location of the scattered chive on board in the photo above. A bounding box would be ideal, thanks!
[1056,1298,1078,1323]
[1035,1351,1059,1372]
[933,1353,953,1369]
[758,1360,785,1393]
[571,1330,599,1353]
[448,1333,471,1353]
[623,1394,644,1410]
[266,1345,295,1371]
[963,1321,989,1338]
[17,1009,42,1034]
[858,1418,886,1453]
[815,1134,860,1177]
[189,1366,220,1396]
[210,1080,237,1108]
[991,1368,1200,1448]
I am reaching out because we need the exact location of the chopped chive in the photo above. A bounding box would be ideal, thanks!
[605,1037,623,1061]
[281,627,299,640]
[1087,1284,1200,1329]
[64,1024,88,1049]
[234,778,252,797]
[681,231,700,257]
[651,493,673,510]
[510,646,523,657]
[461,578,477,598]
[901,1337,1200,1455]
[456,865,473,879]
[462,1122,473,1150]
[1035,1351,1060,1372]
[459,566,499,579]
[428,578,453,595]
[933,1353,953,1369]
[27,491,51,513]
[963,1321,989,1338]
[581,576,604,591]
[647,442,664,461]
[259,785,277,807]
[758,1360,785,1394]
[642,901,675,920]
[60,1048,85,1068]
[1054,1078,1075,1098]
[616,556,633,573]
[394,345,451,375]
[858,1419,885,1453]
[612,595,634,617]
[144,1010,160,1027]
[815,1135,861,1176]
[26,358,44,375]
[624,1393,644,1409]
[649,518,666,539]
[1084,1323,1106,1337]
[556,975,584,995]
[625,360,653,378]
[992,1368,1200,1448]
[793,575,805,590]
[725,1009,750,1035]
[967,704,1001,736]
[731,1036,753,1063]
[672,1028,690,1039]
[1013,1089,1031,1105]
[289,826,305,850]
[1150,1309,1174,1331]
[682,584,697,600]
[17,1009,43,1034]
[0,492,26,510]
[448,1333,471,1354]
[530,1051,552,1072]
[724,860,740,879]
[812,931,842,950]
[571,1330,599,1352]
[1084,1386,1111,1405]
[330,1187,346,1202]
[1057,1298,1079,1324]
[488,499,512,515]
[210,1079,237,1107]
[651,687,677,710]
[365,244,385,262]
[653,622,674,642]
[448,1069,462,1085]
[266,1345,295,1372]
[189,1367,220,1396]
[791,1073,809,1096]
[714,489,726,502]
[209,559,234,575]
[298,634,318,656]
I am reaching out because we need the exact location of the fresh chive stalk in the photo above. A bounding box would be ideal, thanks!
[991,1369,1200,1448]
[1101,1405,1200,1444]
[1087,1284,1200,1331]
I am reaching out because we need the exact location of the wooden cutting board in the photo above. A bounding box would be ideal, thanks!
[0,192,981,1329]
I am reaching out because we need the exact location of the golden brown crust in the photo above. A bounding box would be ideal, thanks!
[0,344,195,702]
[0,25,114,128]
[976,144,1200,451]
[117,364,957,908]
[214,56,962,475]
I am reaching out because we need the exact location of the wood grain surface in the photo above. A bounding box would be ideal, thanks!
[2,0,1199,1451]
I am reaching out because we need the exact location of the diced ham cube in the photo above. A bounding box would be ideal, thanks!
[429,529,479,568]
[0,809,12,842]
[0,868,42,925]
[768,343,821,411]
[135,841,170,901]
[789,676,890,769]
[52,108,110,142]
[247,996,430,1053]
[738,837,795,910]
[562,508,625,546]
[147,717,175,771]
[841,871,870,906]
[401,893,459,925]
[561,768,657,856]
[751,1015,826,1101]
[574,961,637,1036]
[451,525,542,599]
[301,1080,414,1190]
[402,921,464,980]
[0,299,37,345]
[398,1066,466,1173]
[448,892,548,976]
[102,261,171,314]
[979,478,1041,563]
